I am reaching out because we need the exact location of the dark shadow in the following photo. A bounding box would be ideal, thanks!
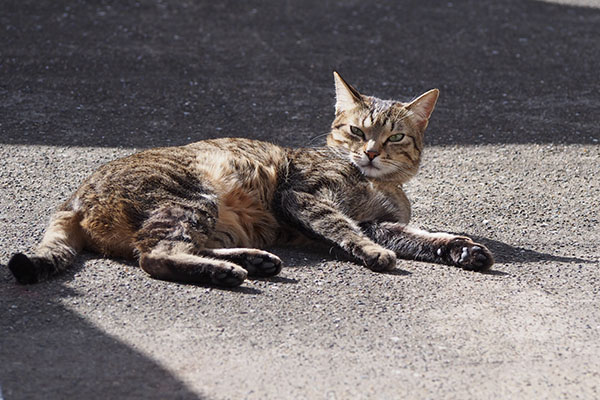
[1,0,598,149]
[268,245,338,269]
[271,244,413,275]
[381,268,413,276]
[470,235,595,264]
[480,269,510,276]
[252,275,299,284]
[50,252,264,294]
[203,284,263,295]
[1,247,267,398]
[0,271,203,399]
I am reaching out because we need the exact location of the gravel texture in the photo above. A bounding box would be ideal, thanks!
[1,1,599,399]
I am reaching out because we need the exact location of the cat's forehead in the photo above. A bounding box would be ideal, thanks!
[357,97,408,128]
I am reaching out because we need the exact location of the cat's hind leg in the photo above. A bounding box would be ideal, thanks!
[8,210,85,284]
[139,251,247,287]
[201,248,282,277]
[360,222,494,271]
[134,204,247,287]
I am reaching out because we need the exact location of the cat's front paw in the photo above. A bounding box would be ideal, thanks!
[446,237,494,271]
[361,245,397,272]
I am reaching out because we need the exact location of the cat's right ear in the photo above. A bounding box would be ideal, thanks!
[333,71,362,114]
[406,89,440,131]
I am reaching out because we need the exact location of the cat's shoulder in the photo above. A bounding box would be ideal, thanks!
[284,146,365,183]
[286,145,347,162]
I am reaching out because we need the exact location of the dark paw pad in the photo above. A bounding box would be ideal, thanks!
[448,239,494,271]
[211,266,247,287]
[242,254,282,277]
[8,253,39,284]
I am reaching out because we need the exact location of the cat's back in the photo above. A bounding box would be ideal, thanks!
[186,138,287,201]
[73,138,287,200]
[92,137,288,212]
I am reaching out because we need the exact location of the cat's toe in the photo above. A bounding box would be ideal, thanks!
[363,247,397,272]
[212,265,247,287]
[242,254,282,277]
[450,240,494,271]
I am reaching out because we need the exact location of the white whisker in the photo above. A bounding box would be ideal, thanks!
[307,132,330,146]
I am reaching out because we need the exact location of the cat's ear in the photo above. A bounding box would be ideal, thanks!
[406,89,439,130]
[333,71,363,113]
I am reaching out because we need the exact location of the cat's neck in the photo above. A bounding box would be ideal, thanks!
[367,175,412,192]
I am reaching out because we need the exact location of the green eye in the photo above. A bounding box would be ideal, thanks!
[350,126,365,139]
[387,133,405,143]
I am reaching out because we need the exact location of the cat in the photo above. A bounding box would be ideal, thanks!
[7,72,493,287]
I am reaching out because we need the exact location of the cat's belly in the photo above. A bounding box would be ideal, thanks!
[191,139,286,248]
[206,186,280,248]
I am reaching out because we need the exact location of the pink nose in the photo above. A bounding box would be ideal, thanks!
[365,150,380,161]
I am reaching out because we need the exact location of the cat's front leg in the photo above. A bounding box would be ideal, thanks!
[275,190,397,271]
[360,221,494,271]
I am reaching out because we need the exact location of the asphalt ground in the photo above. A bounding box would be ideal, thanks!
[1,1,599,399]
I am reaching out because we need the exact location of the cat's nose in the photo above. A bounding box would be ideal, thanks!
[364,150,380,161]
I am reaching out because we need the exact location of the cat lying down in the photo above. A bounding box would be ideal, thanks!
[8,72,493,286]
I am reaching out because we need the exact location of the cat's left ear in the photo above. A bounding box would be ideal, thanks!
[406,89,440,130]
[333,71,363,114]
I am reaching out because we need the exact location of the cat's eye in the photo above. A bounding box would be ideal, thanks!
[350,126,365,139]
[387,133,405,143]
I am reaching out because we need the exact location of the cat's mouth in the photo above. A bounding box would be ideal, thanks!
[351,155,386,177]
[350,154,401,179]
[361,162,379,170]
[355,154,382,169]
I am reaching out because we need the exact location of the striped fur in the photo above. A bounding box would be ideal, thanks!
[7,72,493,287]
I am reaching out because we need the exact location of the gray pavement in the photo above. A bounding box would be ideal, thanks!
[1,1,599,399]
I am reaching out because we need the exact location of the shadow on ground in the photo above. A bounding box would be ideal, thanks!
[0,276,202,399]
[1,0,598,149]
[0,232,588,398]
[472,236,594,264]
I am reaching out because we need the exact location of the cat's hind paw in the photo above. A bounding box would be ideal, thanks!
[206,248,283,277]
[140,253,248,287]
[211,265,248,287]
[240,252,283,277]
[447,238,494,271]
[7,253,55,284]
[8,253,38,284]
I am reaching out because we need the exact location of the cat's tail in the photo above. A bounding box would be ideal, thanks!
[7,210,85,284]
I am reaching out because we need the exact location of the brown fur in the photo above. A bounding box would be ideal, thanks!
[7,72,493,287]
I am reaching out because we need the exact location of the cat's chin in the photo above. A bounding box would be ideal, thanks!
[360,166,384,178]
[352,159,395,179]
[361,166,394,179]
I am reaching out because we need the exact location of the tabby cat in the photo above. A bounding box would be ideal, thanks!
[7,72,493,287]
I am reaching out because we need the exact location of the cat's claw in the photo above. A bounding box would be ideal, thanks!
[448,239,494,271]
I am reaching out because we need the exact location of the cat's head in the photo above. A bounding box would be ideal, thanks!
[327,71,439,182]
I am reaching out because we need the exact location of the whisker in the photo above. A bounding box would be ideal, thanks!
[307,132,330,146]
